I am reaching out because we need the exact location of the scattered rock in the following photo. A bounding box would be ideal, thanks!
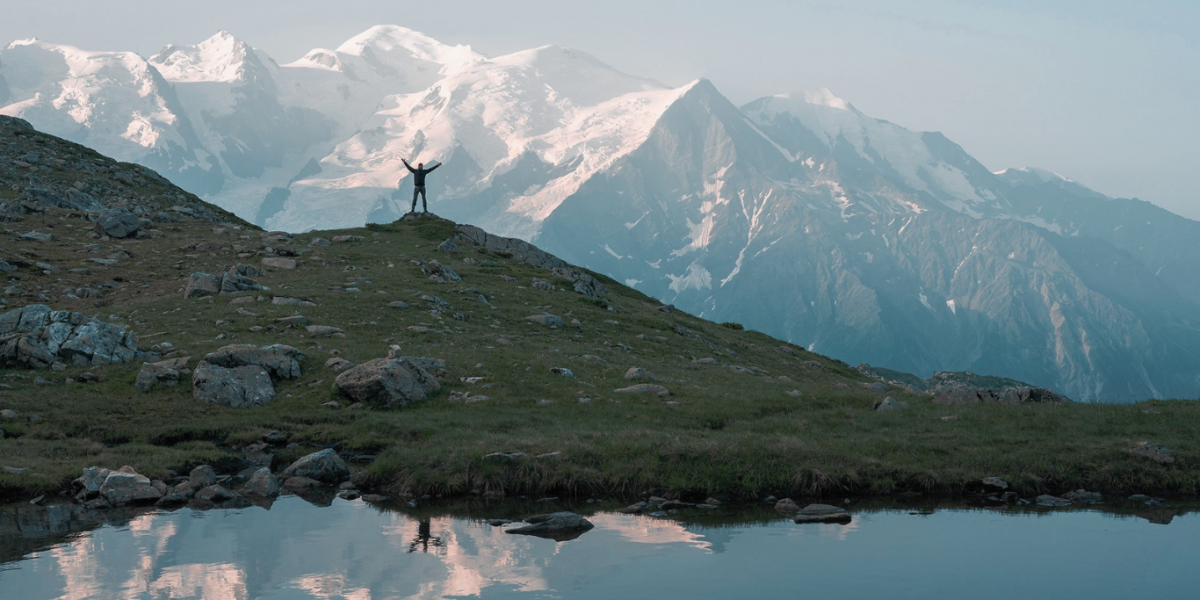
[422,260,462,282]
[437,238,459,253]
[261,257,297,270]
[20,231,52,242]
[93,208,141,239]
[309,237,331,247]
[774,498,801,513]
[309,325,353,338]
[325,357,354,373]
[184,272,220,298]
[135,357,190,392]
[1132,442,1175,464]
[613,384,670,396]
[387,301,410,309]
[531,277,555,291]
[1063,490,1103,504]
[1035,494,1072,507]
[550,367,573,377]
[272,297,316,307]
[334,357,441,407]
[241,468,282,499]
[284,476,324,490]
[191,362,276,408]
[275,316,308,326]
[525,314,564,327]
[619,501,648,514]
[692,357,718,365]
[195,484,235,503]
[331,235,362,244]
[280,448,350,484]
[624,367,649,381]
[189,465,218,489]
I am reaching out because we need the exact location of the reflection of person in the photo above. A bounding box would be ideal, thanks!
[401,158,442,213]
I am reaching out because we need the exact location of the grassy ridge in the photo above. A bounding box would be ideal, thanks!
[1,212,1197,502]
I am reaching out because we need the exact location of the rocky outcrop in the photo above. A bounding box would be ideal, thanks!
[280,449,349,484]
[334,357,441,407]
[422,260,462,283]
[191,361,276,407]
[455,225,608,300]
[0,305,145,368]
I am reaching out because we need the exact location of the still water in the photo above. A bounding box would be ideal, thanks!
[1,495,1196,599]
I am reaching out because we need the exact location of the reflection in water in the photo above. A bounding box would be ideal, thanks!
[2,497,1198,599]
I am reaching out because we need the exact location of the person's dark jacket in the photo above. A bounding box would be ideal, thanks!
[402,159,440,186]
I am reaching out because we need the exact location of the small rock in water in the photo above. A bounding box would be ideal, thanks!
[774,498,801,513]
[794,504,852,524]
[1035,494,1072,507]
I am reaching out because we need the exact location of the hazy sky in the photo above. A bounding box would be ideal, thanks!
[3,0,1198,219]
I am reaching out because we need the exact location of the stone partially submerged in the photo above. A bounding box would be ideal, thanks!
[334,357,441,407]
[280,449,350,484]
[793,504,852,524]
[505,512,595,541]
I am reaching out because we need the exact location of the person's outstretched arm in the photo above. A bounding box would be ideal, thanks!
[426,161,442,173]
[401,158,416,174]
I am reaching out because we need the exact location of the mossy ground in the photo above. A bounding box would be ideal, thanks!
[1,210,1197,502]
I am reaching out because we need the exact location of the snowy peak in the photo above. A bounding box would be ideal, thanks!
[335,24,478,66]
[794,88,853,111]
[149,31,261,83]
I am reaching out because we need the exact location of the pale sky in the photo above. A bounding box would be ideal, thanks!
[3,0,1198,219]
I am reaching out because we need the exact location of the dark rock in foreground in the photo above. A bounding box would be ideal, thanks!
[191,362,276,407]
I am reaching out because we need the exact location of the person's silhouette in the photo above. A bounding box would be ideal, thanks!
[401,158,442,213]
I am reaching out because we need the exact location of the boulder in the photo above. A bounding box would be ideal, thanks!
[613,384,671,396]
[325,357,354,373]
[422,260,462,282]
[185,272,220,298]
[280,449,349,484]
[195,485,235,503]
[220,269,266,294]
[241,467,282,499]
[980,477,1010,492]
[261,257,297,270]
[624,367,649,381]
[99,471,163,506]
[505,512,595,540]
[272,297,316,307]
[305,325,345,337]
[284,476,325,490]
[93,208,141,239]
[334,357,441,407]
[531,277,555,291]
[1035,494,1072,507]
[188,465,217,489]
[525,314,563,327]
[191,362,276,408]
[437,238,459,253]
[203,344,304,380]
[135,357,189,392]
[74,466,110,499]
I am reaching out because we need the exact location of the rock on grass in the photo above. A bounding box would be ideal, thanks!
[280,449,349,484]
[191,362,276,408]
[614,383,670,396]
[335,357,441,408]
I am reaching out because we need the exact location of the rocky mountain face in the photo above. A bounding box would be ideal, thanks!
[3,28,1198,401]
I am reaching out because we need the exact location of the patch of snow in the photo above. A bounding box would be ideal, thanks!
[668,263,713,293]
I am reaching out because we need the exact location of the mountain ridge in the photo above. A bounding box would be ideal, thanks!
[2,27,1197,401]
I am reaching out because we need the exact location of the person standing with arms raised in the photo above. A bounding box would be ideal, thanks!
[401,158,442,214]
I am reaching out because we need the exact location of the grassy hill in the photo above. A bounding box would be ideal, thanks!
[1,115,1197,503]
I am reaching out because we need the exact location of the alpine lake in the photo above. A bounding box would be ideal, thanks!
[2,492,1197,599]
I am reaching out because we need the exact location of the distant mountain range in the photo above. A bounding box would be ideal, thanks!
[3,26,1198,401]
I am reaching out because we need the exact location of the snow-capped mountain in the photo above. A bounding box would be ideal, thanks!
[3,26,1198,401]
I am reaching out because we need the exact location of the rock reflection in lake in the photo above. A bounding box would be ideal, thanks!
[2,496,1198,599]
